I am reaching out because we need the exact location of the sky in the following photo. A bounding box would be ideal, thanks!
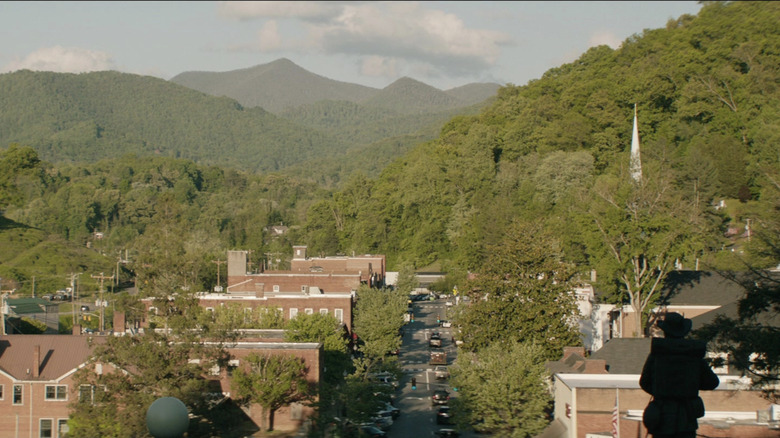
[0,1,703,91]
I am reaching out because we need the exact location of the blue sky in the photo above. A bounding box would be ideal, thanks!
[0,1,702,90]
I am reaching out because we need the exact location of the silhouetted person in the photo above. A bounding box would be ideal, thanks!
[640,312,719,438]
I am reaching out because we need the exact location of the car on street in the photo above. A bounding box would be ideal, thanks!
[434,365,450,380]
[439,319,452,328]
[436,406,452,424]
[435,429,460,437]
[80,305,90,311]
[432,389,450,405]
[429,332,442,348]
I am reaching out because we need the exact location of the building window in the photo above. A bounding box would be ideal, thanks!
[39,419,53,438]
[78,384,106,404]
[58,419,69,437]
[45,385,68,401]
[149,306,158,315]
[227,359,240,376]
[304,308,314,315]
[319,308,328,315]
[13,384,22,405]
[334,308,343,323]
[290,402,303,420]
[273,285,280,292]
[290,308,298,319]
[0,384,4,400]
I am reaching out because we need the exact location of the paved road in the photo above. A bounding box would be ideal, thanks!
[387,298,478,438]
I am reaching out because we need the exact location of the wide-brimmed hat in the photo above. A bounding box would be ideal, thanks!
[658,312,692,338]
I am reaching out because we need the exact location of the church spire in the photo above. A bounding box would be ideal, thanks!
[630,103,643,183]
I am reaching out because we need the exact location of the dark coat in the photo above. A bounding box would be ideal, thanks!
[640,337,720,435]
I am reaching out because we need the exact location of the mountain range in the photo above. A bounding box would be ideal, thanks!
[0,59,500,183]
[170,58,500,113]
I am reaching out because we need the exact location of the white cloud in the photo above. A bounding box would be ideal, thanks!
[218,1,341,21]
[218,1,512,80]
[588,30,623,49]
[2,46,115,74]
[257,20,283,51]
[360,56,398,78]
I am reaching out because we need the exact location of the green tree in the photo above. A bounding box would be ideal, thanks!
[284,312,351,384]
[231,353,312,431]
[450,341,553,437]
[456,221,581,359]
[395,263,419,295]
[696,174,780,400]
[581,162,711,337]
[351,285,408,372]
[68,330,224,437]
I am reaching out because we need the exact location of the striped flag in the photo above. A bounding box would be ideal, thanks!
[612,389,620,438]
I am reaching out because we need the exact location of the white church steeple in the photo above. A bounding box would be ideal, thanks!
[630,103,643,183]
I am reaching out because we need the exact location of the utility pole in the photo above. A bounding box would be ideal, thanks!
[69,273,82,328]
[0,277,4,336]
[91,272,114,332]
[211,260,226,292]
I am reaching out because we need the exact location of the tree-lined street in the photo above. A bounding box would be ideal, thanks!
[388,296,474,438]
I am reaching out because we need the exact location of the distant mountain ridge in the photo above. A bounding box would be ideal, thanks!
[170,58,500,114]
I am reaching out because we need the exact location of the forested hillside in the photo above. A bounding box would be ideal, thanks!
[0,65,498,186]
[299,1,780,276]
[0,147,324,294]
[0,70,347,174]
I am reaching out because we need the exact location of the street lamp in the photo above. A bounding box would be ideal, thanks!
[146,397,189,438]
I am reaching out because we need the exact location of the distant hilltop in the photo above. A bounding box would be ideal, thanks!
[170,58,501,114]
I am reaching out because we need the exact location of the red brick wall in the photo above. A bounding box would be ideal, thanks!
[216,344,322,432]
[228,273,361,294]
[196,295,354,331]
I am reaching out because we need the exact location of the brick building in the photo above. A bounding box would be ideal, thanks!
[544,344,780,438]
[0,333,323,437]
[0,335,108,438]
[205,248,389,333]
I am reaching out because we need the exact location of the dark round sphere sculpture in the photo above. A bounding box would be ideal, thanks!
[146,397,190,438]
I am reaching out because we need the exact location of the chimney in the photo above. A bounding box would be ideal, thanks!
[33,345,40,378]
[72,324,82,335]
[113,312,126,334]
[583,359,608,374]
[563,346,586,360]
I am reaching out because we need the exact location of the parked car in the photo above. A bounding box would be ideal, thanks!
[382,401,400,419]
[360,425,387,437]
[435,428,460,437]
[370,413,393,431]
[439,319,452,328]
[434,365,450,380]
[429,332,442,348]
[41,294,53,300]
[369,372,399,389]
[432,389,450,405]
[437,406,452,424]
[80,305,90,311]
